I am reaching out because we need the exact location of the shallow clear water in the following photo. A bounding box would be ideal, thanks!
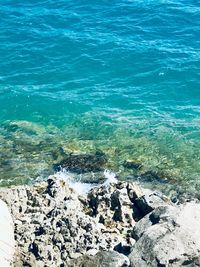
[0,0,200,198]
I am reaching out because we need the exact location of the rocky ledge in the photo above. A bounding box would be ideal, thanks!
[0,174,200,267]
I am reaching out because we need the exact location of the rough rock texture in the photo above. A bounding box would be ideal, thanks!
[68,250,130,267]
[0,199,15,267]
[87,182,143,233]
[129,203,200,267]
[0,175,148,267]
[0,174,199,267]
[0,179,118,266]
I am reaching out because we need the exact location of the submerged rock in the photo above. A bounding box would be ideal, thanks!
[54,152,107,173]
[70,171,106,184]
[123,160,143,170]
[138,170,169,183]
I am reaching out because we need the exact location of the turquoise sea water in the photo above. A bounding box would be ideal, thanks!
[0,0,200,198]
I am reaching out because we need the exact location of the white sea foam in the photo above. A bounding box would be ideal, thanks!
[103,169,118,185]
[54,169,118,195]
[68,179,95,195]
[53,171,94,195]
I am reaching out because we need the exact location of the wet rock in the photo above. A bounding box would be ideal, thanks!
[68,250,130,267]
[129,203,200,267]
[53,152,107,173]
[138,170,169,184]
[78,172,106,184]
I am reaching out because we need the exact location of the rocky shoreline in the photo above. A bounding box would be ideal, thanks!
[0,173,200,267]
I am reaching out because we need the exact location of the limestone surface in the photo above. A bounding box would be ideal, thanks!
[0,174,199,267]
[129,203,200,267]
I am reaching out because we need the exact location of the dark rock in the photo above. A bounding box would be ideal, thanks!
[134,192,170,218]
[114,242,131,256]
[29,242,40,260]
[53,152,107,173]
[35,226,46,236]
[138,171,168,184]
[44,178,57,197]
[123,160,143,170]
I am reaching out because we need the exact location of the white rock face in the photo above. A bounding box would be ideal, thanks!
[129,203,200,267]
[0,199,15,267]
[176,202,200,246]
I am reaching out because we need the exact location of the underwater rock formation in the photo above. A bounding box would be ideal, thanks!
[53,152,107,173]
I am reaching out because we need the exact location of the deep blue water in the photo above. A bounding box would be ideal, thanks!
[0,0,200,197]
